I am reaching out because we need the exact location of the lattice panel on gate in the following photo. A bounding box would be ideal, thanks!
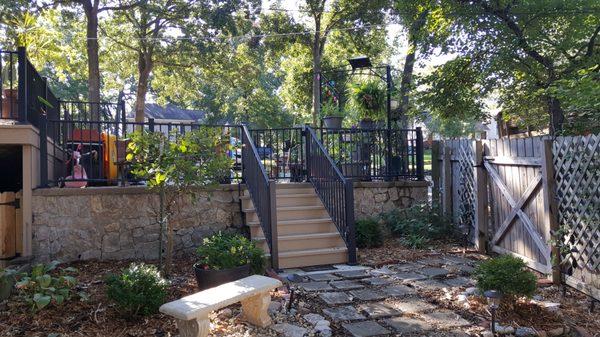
[553,135,600,279]
[456,141,476,243]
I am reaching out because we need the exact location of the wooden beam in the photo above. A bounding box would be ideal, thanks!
[484,156,542,166]
[541,139,561,284]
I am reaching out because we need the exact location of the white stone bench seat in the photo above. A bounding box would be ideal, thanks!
[160,275,283,337]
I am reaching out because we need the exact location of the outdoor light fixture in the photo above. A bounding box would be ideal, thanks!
[348,56,372,69]
[391,99,399,110]
[484,290,502,335]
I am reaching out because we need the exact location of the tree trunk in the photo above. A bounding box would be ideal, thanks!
[83,1,101,120]
[548,96,564,135]
[135,52,153,123]
[312,50,322,127]
[398,10,428,128]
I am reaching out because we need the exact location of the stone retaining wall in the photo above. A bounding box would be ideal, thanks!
[353,181,429,220]
[31,181,429,263]
[32,185,242,262]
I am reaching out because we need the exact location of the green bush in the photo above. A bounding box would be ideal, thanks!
[106,263,169,317]
[13,261,86,311]
[380,203,455,248]
[196,232,265,274]
[474,255,537,301]
[356,218,384,248]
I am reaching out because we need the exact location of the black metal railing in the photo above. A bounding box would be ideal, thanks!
[0,50,19,120]
[315,127,424,180]
[59,101,124,122]
[45,118,242,187]
[241,125,278,270]
[305,126,357,264]
[248,127,305,181]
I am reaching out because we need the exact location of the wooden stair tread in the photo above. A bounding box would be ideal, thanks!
[253,232,341,241]
[242,205,324,213]
[265,246,348,258]
[246,218,333,226]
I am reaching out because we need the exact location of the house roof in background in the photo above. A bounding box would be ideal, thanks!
[128,103,206,121]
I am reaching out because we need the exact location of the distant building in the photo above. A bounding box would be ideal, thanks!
[127,103,206,123]
[126,103,207,134]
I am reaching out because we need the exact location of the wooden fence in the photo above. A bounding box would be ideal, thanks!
[432,135,599,300]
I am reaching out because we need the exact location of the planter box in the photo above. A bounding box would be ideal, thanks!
[1,89,18,119]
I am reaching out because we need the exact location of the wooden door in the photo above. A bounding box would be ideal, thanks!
[0,191,19,259]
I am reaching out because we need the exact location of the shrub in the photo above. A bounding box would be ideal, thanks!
[473,255,537,302]
[380,203,455,248]
[356,218,383,248]
[196,232,265,274]
[106,263,169,317]
[14,261,86,311]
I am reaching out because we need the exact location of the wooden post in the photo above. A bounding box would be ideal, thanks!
[431,141,441,208]
[442,145,452,219]
[541,139,561,285]
[473,140,488,253]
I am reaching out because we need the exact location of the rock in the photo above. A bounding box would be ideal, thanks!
[217,308,232,319]
[481,331,494,337]
[269,300,282,314]
[493,323,515,335]
[342,321,391,337]
[456,294,468,303]
[538,331,548,337]
[538,301,561,312]
[318,292,353,305]
[272,323,308,337]
[464,287,480,296]
[533,295,543,301]
[515,327,537,337]
[546,327,564,337]
[573,326,592,337]
[303,313,326,326]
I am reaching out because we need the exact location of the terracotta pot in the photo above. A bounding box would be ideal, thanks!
[193,263,250,291]
[1,89,18,119]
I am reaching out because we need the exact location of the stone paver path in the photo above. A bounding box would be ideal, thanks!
[276,254,480,337]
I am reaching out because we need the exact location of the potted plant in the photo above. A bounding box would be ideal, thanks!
[1,65,18,119]
[349,81,385,129]
[321,100,344,129]
[194,232,264,290]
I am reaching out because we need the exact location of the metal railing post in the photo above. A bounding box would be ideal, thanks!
[39,77,48,187]
[304,125,311,180]
[345,180,357,264]
[416,127,425,180]
[148,117,155,132]
[268,180,279,271]
[17,46,27,122]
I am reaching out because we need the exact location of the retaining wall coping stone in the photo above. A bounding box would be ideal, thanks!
[353,180,430,188]
[32,184,239,196]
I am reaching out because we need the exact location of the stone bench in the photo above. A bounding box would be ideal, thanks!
[159,275,283,337]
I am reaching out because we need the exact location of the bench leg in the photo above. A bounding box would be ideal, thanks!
[176,316,210,337]
[241,291,271,328]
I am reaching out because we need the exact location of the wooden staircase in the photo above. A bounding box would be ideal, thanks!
[241,183,348,269]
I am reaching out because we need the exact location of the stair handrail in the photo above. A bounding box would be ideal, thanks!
[241,125,278,270]
[305,126,357,264]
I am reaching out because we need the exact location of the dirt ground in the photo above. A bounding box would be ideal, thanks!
[1,239,598,337]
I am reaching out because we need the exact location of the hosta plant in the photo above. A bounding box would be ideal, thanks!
[14,261,87,311]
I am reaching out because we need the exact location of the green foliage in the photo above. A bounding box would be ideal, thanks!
[474,255,537,301]
[355,218,383,249]
[380,203,454,249]
[321,100,343,118]
[14,261,86,311]
[196,232,265,274]
[105,263,169,318]
[349,80,386,121]
[127,127,232,189]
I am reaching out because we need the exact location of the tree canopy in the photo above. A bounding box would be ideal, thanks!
[0,0,598,134]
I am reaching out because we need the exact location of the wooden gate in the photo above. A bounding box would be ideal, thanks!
[483,138,552,274]
[0,191,21,259]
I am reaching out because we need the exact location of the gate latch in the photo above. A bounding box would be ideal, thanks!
[0,199,20,208]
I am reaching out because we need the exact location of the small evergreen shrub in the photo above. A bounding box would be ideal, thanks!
[474,255,537,301]
[380,203,455,248]
[196,232,265,274]
[356,218,383,248]
[106,263,169,317]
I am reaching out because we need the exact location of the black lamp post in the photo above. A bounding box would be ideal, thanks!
[484,290,502,335]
